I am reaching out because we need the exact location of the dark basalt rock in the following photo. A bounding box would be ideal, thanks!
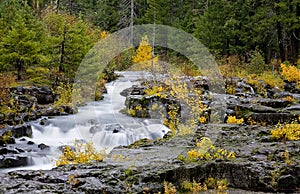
[38,143,50,150]
[276,174,297,192]
[11,86,55,105]
[125,94,180,119]
[39,117,50,126]
[284,81,300,93]
[233,104,277,114]
[0,155,28,168]
[27,141,34,145]
[246,113,297,125]
[283,104,300,111]
[257,98,292,108]
[0,147,19,155]
[10,123,33,138]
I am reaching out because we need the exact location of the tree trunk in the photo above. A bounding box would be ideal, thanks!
[16,60,22,81]
[295,3,300,64]
[56,0,60,12]
[277,21,285,62]
[59,26,67,72]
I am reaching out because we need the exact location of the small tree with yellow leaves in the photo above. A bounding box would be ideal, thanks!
[132,36,155,71]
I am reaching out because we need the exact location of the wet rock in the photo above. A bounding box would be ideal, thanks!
[89,125,101,134]
[104,124,124,133]
[120,85,146,97]
[0,155,28,168]
[57,105,78,115]
[190,76,209,91]
[10,124,32,138]
[237,81,255,94]
[11,86,55,105]
[14,95,37,111]
[27,141,34,145]
[0,147,19,155]
[39,117,50,126]
[38,143,50,150]
[125,94,180,118]
[0,114,4,124]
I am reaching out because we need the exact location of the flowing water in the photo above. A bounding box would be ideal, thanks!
[1,71,169,172]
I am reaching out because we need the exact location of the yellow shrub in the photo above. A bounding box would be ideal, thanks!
[184,137,236,162]
[132,36,154,71]
[271,123,300,141]
[226,116,244,124]
[281,63,300,84]
[0,73,15,106]
[144,85,166,96]
[56,140,106,166]
[257,71,284,88]
[100,31,109,39]
[198,116,207,124]
[180,180,207,193]
[164,181,177,194]
[54,82,85,108]
[283,96,297,103]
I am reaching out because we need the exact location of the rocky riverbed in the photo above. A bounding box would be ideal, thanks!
[0,73,300,193]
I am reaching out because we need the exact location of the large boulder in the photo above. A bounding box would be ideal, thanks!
[0,155,28,168]
[11,86,55,105]
[10,123,33,138]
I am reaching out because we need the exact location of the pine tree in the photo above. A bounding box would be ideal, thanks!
[42,10,96,80]
[0,12,45,80]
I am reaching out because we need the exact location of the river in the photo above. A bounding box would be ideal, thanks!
[1,71,169,172]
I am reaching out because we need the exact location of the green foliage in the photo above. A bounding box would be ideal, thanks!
[26,67,51,86]
[42,10,96,79]
[248,49,268,75]
[0,11,47,80]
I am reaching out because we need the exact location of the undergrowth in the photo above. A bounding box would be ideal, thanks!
[179,137,236,162]
[271,119,300,141]
[56,140,106,166]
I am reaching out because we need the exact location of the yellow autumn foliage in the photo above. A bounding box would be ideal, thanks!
[271,122,300,141]
[56,140,106,166]
[184,137,236,162]
[281,63,300,85]
[132,36,157,71]
[226,116,244,124]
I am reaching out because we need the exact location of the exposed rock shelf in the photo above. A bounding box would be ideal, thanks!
[0,124,299,193]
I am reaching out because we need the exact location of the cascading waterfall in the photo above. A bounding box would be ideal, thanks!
[1,71,169,172]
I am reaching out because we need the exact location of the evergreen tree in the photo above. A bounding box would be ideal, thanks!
[42,10,97,80]
[0,12,46,80]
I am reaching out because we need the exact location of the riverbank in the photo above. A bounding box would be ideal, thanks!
[0,123,299,193]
